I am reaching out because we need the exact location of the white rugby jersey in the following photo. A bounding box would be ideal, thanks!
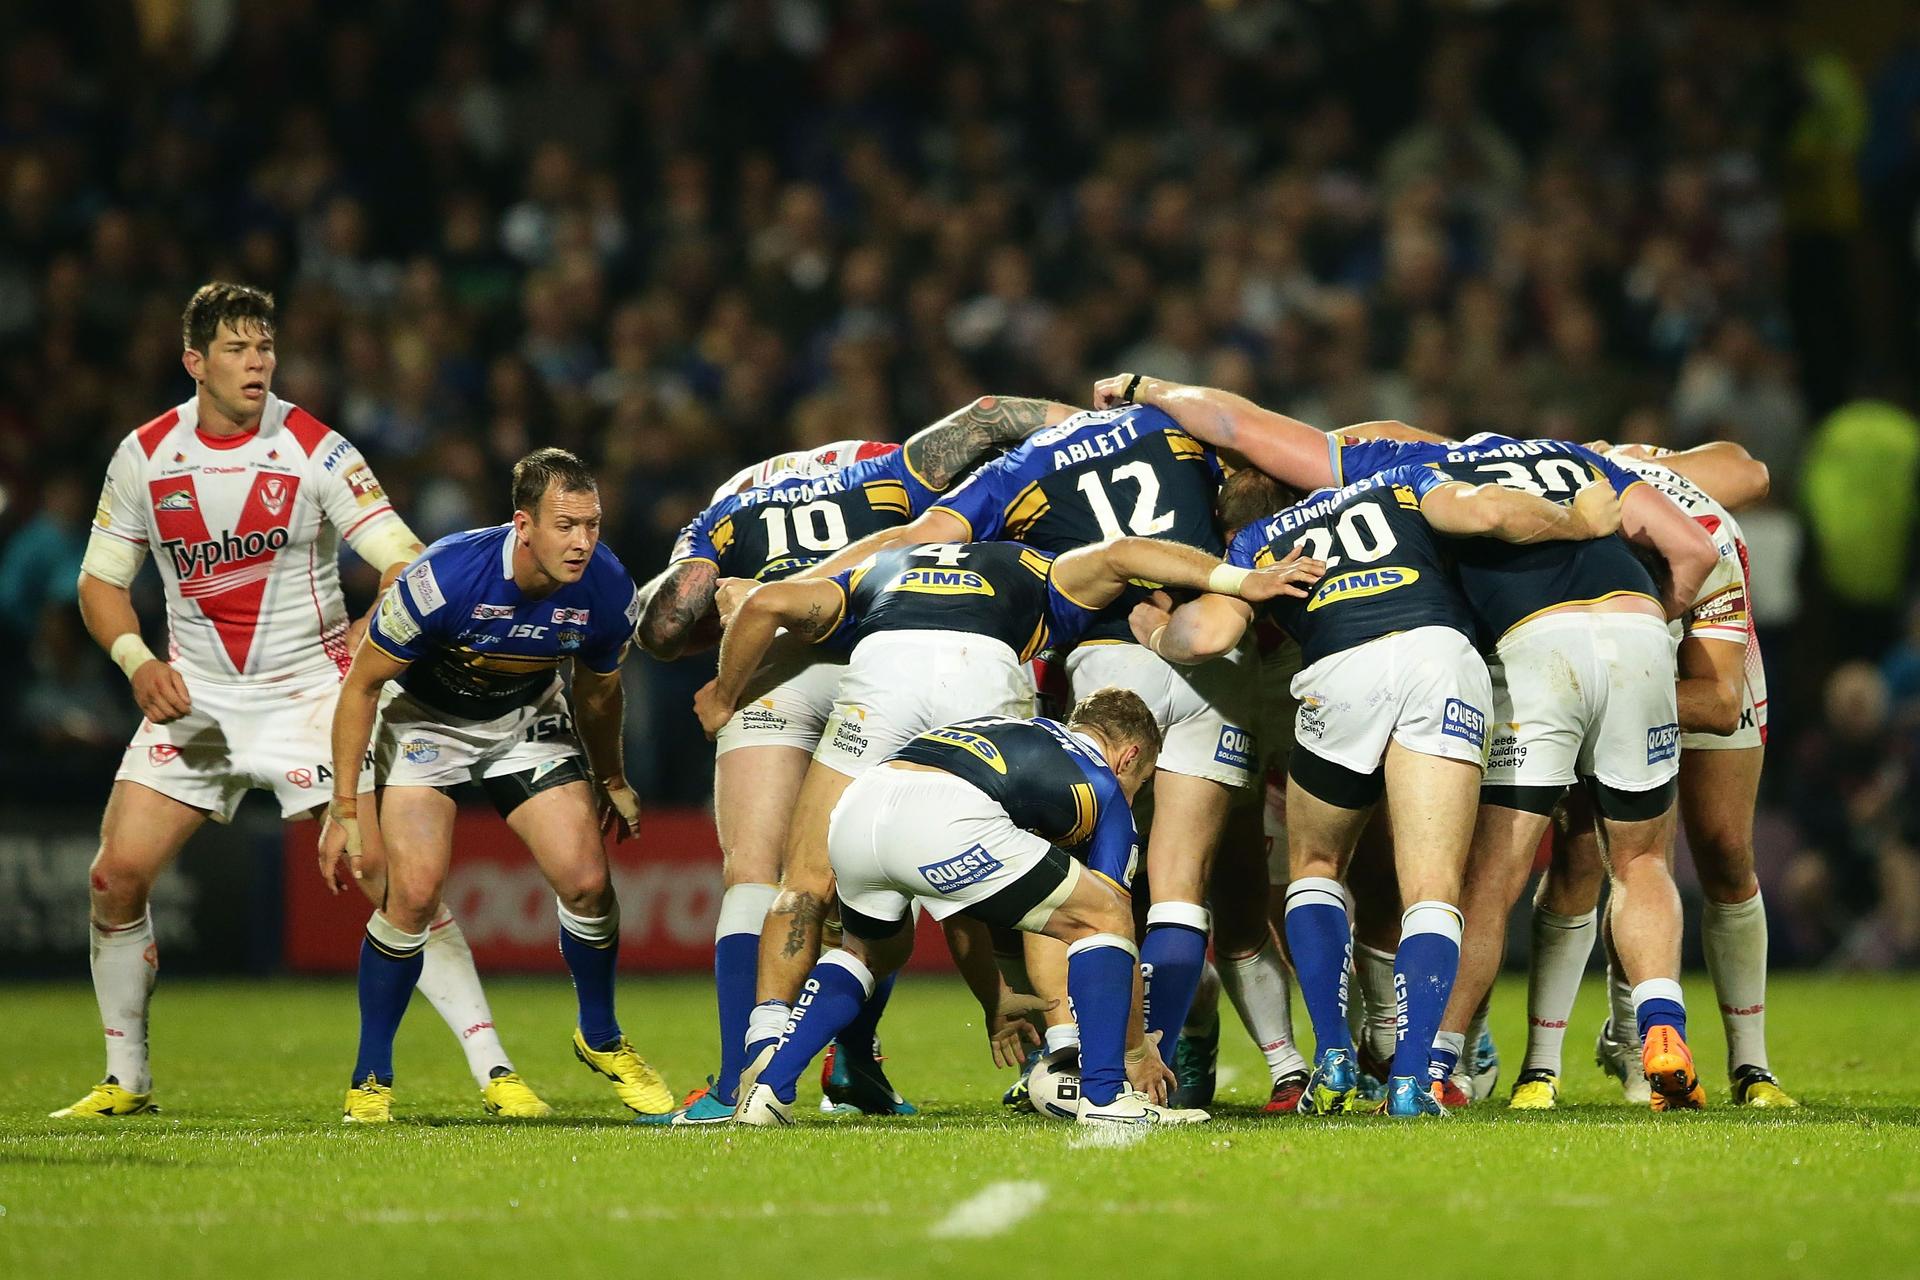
[91,393,403,684]
[1611,455,1749,644]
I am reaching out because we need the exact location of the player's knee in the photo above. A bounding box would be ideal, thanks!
[88,845,156,917]
[555,871,613,919]
[1695,852,1758,905]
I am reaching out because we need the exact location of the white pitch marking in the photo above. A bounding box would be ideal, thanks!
[927,1180,1048,1239]
[1215,1064,1243,1091]
[1068,1123,1151,1150]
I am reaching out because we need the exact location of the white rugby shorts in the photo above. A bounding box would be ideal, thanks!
[1483,612,1680,793]
[829,766,1081,929]
[376,676,581,790]
[116,666,374,822]
[1064,639,1256,788]
[812,631,1036,777]
[715,645,847,757]
[1289,626,1492,776]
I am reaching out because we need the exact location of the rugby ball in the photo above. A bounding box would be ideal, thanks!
[1026,1046,1082,1121]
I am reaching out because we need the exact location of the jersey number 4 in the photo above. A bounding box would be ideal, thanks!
[1077,462,1175,538]
[759,501,850,558]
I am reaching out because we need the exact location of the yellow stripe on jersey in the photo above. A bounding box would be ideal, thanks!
[807,579,850,645]
[1500,590,1663,639]
[452,648,562,674]
[1005,481,1050,539]
[1253,546,1276,570]
[1017,548,1053,579]
[1393,483,1420,510]
[1064,781,1097,846]
[1019,615,1050,663]
[864,479,911,517]
[928,505,975,540]
[711,515,736,557]
[1164,429,1206,462]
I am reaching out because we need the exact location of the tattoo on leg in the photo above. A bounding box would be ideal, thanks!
[780,891,826,959]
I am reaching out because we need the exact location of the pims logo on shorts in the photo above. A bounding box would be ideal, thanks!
[1214,725,1253,770]
[1647,723,1681,764]
[1441,699,1486,749]
[919,843,1004,894]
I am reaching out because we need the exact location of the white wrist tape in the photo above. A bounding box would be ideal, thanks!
[1206,563,1251,596]
[109,632,157,681]
[1147,624,1169,658]
[346,516,424,574]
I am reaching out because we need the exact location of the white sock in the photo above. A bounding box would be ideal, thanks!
[1183,961,1221,1036]
[747,1000,791,1051]
[90,913,158,1094]
[1703,891,1770,1072]
[415,907,513,1089]
[1606,955,1636,1043]
[1523,908,1597,1075]
[1044,1022,1080,1055]
[1354,943,1399,1064]
[1217,939,1310,1082]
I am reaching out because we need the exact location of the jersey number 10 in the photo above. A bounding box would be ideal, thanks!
[759,501,850,558]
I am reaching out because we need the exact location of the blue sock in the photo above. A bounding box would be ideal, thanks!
[1283,877,1353,1061]
[835,972,897,1064]
[1392,902,1463,1081]
[558,904,621,1050]
[1631,978,1688,1041]
[711,885,775,1105]
[1068,935,1137,1107]
[1140,903,1210,1066]
[352,920,426,1084]
[1429,1031,1465,1083]
[760,952,873,1103]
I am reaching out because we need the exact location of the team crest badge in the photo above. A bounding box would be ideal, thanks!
[148,744,181,766]
[260,477,289,516]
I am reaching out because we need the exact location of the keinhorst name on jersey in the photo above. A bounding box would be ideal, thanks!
[735,473,850,506]
[1270,473,1396,535]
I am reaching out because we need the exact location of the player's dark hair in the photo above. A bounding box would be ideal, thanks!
[1068,686,1163,761]
[512,447,599,516]
[182,282,275,353]
[1216,467,1298,538]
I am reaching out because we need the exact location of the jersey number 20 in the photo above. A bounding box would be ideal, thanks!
[1291,504,1397,568]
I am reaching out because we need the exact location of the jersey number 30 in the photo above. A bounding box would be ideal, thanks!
[759,501,849,558]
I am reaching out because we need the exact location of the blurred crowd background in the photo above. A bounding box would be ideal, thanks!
[2,0,1919,967]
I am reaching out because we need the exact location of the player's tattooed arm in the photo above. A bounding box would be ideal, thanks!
[636,560,721,661]
[902,394,1079,490]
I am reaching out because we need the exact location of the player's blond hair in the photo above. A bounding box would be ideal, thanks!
[1067,686,1162,760]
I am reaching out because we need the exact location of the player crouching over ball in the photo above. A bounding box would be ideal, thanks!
[735,690,1208,1127]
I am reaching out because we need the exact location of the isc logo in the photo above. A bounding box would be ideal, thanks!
[1306,566,1418,612]
[508,623,548,639]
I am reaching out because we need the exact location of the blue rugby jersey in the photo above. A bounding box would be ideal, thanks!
[1226,465,1474,667]
[367,524,639,719]
[669,448,943,583]
[1328,433,1657,646]
[928,405,1226,642]
[891,715,1140,891]
[813,541,1102,661]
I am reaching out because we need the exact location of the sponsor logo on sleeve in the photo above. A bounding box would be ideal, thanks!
[1647,723,1681,764]
[557,629,583,651]
[343,463,385,507]
[471,603,515,620]
[552,607,591,625]
[1441,698,1486,749]
[1214,725,1253,770]
[625,587,643,628]
[320,439,354,472]
[405,560,445,614]
[377,589,422,645]
[919,843,1005,894]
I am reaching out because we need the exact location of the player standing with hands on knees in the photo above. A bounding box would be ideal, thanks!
[321,448,664,1123]
[54,283,537,1121]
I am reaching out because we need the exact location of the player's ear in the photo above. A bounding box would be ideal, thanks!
[182,346,204,384]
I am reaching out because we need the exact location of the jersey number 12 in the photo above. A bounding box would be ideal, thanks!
[1077,462,1175,539]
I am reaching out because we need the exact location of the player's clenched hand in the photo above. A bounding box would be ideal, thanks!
[1571,481,1623,538]
[600,777,642,842]
[714,578,753,628]
[987,991,1051,1069]
[692,680,733,740]
[1239,546,1326,602]
[318,796,364,889]
[1091,372,1168,410]
[1126,1032,1175,1103]
[131,659,192,724]
[1128,596,1175,648]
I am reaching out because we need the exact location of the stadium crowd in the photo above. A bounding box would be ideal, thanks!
[2,0,1918,967]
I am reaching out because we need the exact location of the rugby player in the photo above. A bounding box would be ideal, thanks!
[1513,445,1794,1108]
[734,693,1210,1127]
[636,397,1074,1121]
[1098,374,1722,1111]
[699,533,1322,1098]
[55,283,541,1120]
[321,448,661,1123]
[792,403,1261,1069]
[1135,463,1621,1115]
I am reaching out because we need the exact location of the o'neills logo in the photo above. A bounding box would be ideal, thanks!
[163,526,291,577]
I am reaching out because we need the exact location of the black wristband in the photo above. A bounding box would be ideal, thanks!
[1121,373,1142,404]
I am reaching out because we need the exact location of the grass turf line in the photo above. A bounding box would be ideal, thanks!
[2,974,1917,1279]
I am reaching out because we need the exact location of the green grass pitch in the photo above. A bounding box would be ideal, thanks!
[3,974,1918,1279]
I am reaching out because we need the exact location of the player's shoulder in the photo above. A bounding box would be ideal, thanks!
[120,401,191,462]
[264,397,348,461]
[585,540,635,593]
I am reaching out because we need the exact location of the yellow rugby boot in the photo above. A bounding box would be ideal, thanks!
[50,1079,158,1119]
[1642,1026,1706,1112]
[572,1029,673,1116]
[481,1071,553,1118]
[342,1074,394,1123]
[1508,1069,1560,1110]
[1731,1065,1799,1109]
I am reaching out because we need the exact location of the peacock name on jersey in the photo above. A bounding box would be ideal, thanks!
[1305,566,1419,612]
[891,568,996,596]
